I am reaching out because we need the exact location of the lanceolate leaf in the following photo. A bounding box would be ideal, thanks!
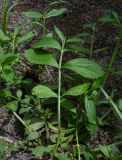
[17,32,34,44]
[0,29,10,41]
[54,26,65,43]
[23,11,42,19]
[85,96,97,124]
[2,54,18,66]
[46,8,66,18]
[63,58,104,79]
[25,49,58,67]
[63,83,89,96]
[32,146,52,158]
[61,99,76,114]
[32,85,57,98]
[32,36,61,50]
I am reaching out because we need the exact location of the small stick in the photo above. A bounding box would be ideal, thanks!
[0,136,15,144]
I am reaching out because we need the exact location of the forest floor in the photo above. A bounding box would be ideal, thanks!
[0,0,122,159]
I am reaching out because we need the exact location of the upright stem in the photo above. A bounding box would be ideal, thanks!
[58,43,64,133]
[97,26,122,97]
[76,127,80,160]
[101,26,122,89]
[43,16,46,36]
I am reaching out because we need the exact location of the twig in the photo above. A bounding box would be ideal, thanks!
[0,136,15,144]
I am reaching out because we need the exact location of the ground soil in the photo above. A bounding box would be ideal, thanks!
[0,0,122,159]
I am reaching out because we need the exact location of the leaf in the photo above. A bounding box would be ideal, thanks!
[16,89,22,99]
[28,131,39,140]
[63,58,104,79]
[2,66,16,82]
[61,99,76,114]
[32,36,61,50]
[0,46,4,56]
[67,45,91,54]
[32,145,52,158]
[56,153,71,160]
[32,85,57,98]
[0,89,12,97]
[66,37,81,43]
[23,11,42,19]
[25,49,58,67]
[99,11,120,25]
[93,47,107,54]
[29,119,45,131]
[63,83,89,96]
[54,26,65,43]
[13,25,21,38]
[17,32,34,44]
[85,96,97,124]
[46,8,66,18]
[0,29,10,41]
[2,54,18,67]
[5,100,18,112]
[99,145,110,158]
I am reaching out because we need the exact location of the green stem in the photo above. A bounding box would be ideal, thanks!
[101,87,122,121]
[13,112,31,132]
[43,16,46,36]
[76,128,80,160]
[57,44,64,134]
[101,26,122,89]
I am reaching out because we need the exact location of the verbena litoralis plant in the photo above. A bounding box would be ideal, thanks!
[24,26,105,159]
[0,0,122,158]
[0,0,68,136]
[22,0,68,36]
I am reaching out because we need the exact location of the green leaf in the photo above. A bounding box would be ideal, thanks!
[32,145,52,158]
[17,32,34,44]
[61,99,76,114]
[99,145,110,158]
[46,8,66,18]
[0,89,12,97]
[99,11,120,25]
[2,54,18,67]
[67,45,91,54]
[25,49,58,67]
[29,118,45,131]
[93,47,107,54]
[32,36,61,50]
[2,66,16,82]
[13,25,21,38]
[16,89,22,99]
[28,131,39,140]
[56,153,71,160]
[63,58,104,79]
[0,46,4,56]
[32,85,57,98]
[23,11,42,19]
[66,37,81,43]
[5,100,18,112]
[63,83,89,96]
[0,29,10,41]
[85,96,96,124]
[54,26,65,43]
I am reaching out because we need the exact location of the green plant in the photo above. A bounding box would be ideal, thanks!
[22,0,67,35]
[0,1,122,159]
[24,26,105,159]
